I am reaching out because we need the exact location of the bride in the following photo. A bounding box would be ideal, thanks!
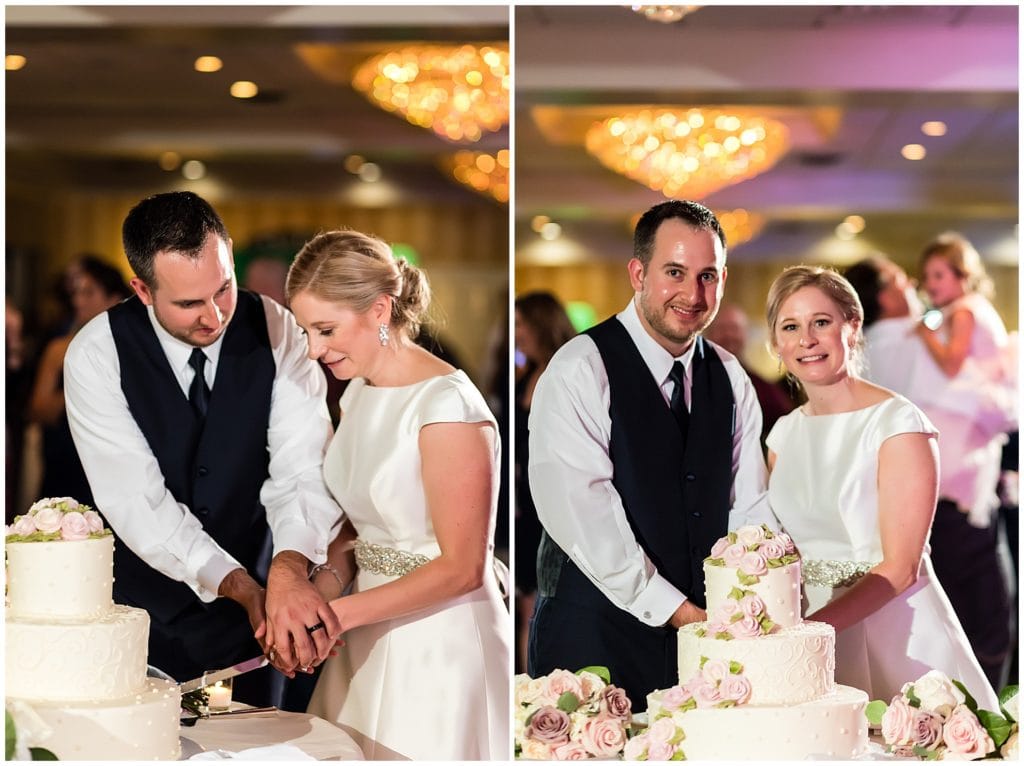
[763,265,997,709]
[284,229,510,760]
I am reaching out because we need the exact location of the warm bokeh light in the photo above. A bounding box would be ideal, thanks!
[6,54,27,71]
[158,151,181,171]
[631,6,701,23]
[182,160,206,180]
[344,154,365,174]
[352,44,509,143]
[358,162,382,182]
[194,56,223,73]
[901,143,926,160]
[442,149,509,202]
[921,121,947,137]
[540,222,562,241]
[843,215,866,233]
[531,215,551,233]
[586,109,789,199]
[229,80,258,99]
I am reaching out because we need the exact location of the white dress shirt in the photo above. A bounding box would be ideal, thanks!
[64,295,341,601]
[528,299,773,628]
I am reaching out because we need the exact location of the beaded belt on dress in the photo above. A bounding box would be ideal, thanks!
[354,539,432,577]
[802,559,878,588]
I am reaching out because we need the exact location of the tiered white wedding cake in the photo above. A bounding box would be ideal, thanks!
[5,498,181,760]
[644,525,869,760]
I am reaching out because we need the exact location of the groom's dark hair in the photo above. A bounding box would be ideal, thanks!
[633,200,726,267]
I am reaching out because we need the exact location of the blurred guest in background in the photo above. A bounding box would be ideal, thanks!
[512,290,576,672]
[6,299,30,522]
[703,302,795,447]
[28,256,131,504]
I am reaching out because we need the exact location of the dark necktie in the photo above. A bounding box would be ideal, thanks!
[188,348,211,419]
[668,361,690,438]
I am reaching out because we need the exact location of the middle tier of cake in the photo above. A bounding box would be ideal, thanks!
[678,620,835,705]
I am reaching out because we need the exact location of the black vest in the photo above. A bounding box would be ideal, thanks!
[108,290,275,622]
[539,317,736,608]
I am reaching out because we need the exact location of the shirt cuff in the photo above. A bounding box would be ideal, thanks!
[270,522,329,565]
[629,573,687,627]
[196,554,246,603]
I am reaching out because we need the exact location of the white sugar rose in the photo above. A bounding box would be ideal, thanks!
[735,525,766,547]
[32,507,63,534]
[11,515,37,537]
[60,511,91,541]
[622,733,650,761]
[910,670,966,716]
[82,510,104,534]
[647,716,678,745]
[701,659,731,684]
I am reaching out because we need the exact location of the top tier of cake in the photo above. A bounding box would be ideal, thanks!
[7,535,114,620]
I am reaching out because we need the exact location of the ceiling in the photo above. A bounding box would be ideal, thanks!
[5,5,509,205]
[515,5,1019,265]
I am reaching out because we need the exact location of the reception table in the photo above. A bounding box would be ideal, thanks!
[183,707,364,760]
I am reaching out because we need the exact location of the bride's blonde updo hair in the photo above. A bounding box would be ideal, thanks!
[766,264,866,377]
[286,229,431,339]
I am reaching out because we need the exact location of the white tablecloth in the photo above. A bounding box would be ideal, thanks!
[183,708,364,761]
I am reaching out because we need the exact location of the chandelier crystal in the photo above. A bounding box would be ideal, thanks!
[585,108,789,199]
[442,150,510,203]
[631,5,701,23]
[352,44,509,143]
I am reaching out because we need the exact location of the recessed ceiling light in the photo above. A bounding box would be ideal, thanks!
[901,144,926,161]
[921,121,947,137]
[230,81,258,99]
[158,151,181,171]
[6,54,26,71]
[194,56,223,73]
[182,160,206,180]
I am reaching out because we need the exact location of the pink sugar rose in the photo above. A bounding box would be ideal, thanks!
[881,696,915,745]
[719,673,753,705]
[942,705,995,760]
[11,515,37,537]
[705,619,730,637]
[728,614,764,640]
[700,659,731,684]
[691,679,722,709]
[647,716,678,745]
[660,685,692,712]
[909,710,944,752]
[551,741,590,760]
[622,733,650,761]
[525,706,571,745]
[738,550,768,577]
[758,538,787,560]
[775,532,796,554]
[722,543,747,568]
[60,511,91,541]
[601,686,632,720]
[580,716,626,758]
[32,507,63,534]
[646,740,676,761]
[543,669,584,705]
[735,525,766,547]
[82,510,104,534]
[709,536,730,559]
[714,599,740,620]
[739,594,766,619]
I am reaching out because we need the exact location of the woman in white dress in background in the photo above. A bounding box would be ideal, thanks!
[763,265,997,709]
[286,230,510,760]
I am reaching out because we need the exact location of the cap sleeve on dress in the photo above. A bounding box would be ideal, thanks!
[765,409,797,454]
[419,373,497,429]
[873,396,938,445]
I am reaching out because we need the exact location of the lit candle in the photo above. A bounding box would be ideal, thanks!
[206,681,232,711]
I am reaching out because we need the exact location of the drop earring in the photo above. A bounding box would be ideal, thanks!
[378,323,390,346]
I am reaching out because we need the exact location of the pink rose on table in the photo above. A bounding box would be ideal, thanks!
[661,685,692,712]
[738,550,768,577]
[10,515,37,537]
[758,538,787,560]
[722,543,747,568]
[601,686,631,720]
[32,507,63,534]
[551,741,590,760]
[942,705,995,760]
[542,669,584,705]
[580,716,626,757]
[647,740,676,761]
[578,670,607,699]
[525,706,570,745]
[691,679,722,708]
[776,532,796,554]
[701,659,730,684]
[728,614,764,640]
[59,511,91,541]
[881,696,915,745]
[82,510,104,534]
[739,594,766,619]
[622,734,650,761]
[735,525,766,547]
[909,710,944,751]
[520,739,553,760]
[709,537,730,559]
[719,673,753,705]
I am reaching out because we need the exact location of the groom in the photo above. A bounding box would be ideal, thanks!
[526,200,773,709]
[64,191,342,705]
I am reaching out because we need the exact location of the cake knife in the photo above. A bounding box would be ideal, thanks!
[179,655,269,693]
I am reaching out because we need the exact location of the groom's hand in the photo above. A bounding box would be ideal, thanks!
[668,599,707,628]
[265,551,343,671]
[218,567,293,674]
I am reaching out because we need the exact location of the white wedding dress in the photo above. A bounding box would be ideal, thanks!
[307,371,511,760]
[766,395,998,709]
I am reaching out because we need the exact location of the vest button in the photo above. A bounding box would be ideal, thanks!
[197,507,210,516]
[197,466,209,477]
[692,511,702,518]
[685,473,696,481]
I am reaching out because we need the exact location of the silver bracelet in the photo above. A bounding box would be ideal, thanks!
[309,562,346,593]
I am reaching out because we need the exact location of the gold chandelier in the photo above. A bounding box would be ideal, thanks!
[442,150,510,203]
[631,6,701,23]
[586,108,789,200]
[352,44,509,143]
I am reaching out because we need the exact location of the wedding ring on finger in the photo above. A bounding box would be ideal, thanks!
[305,620,325,636]
[267,648,276,661]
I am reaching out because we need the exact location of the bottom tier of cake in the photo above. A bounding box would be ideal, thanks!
[12,678,181,760]
[646,684,870,760]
